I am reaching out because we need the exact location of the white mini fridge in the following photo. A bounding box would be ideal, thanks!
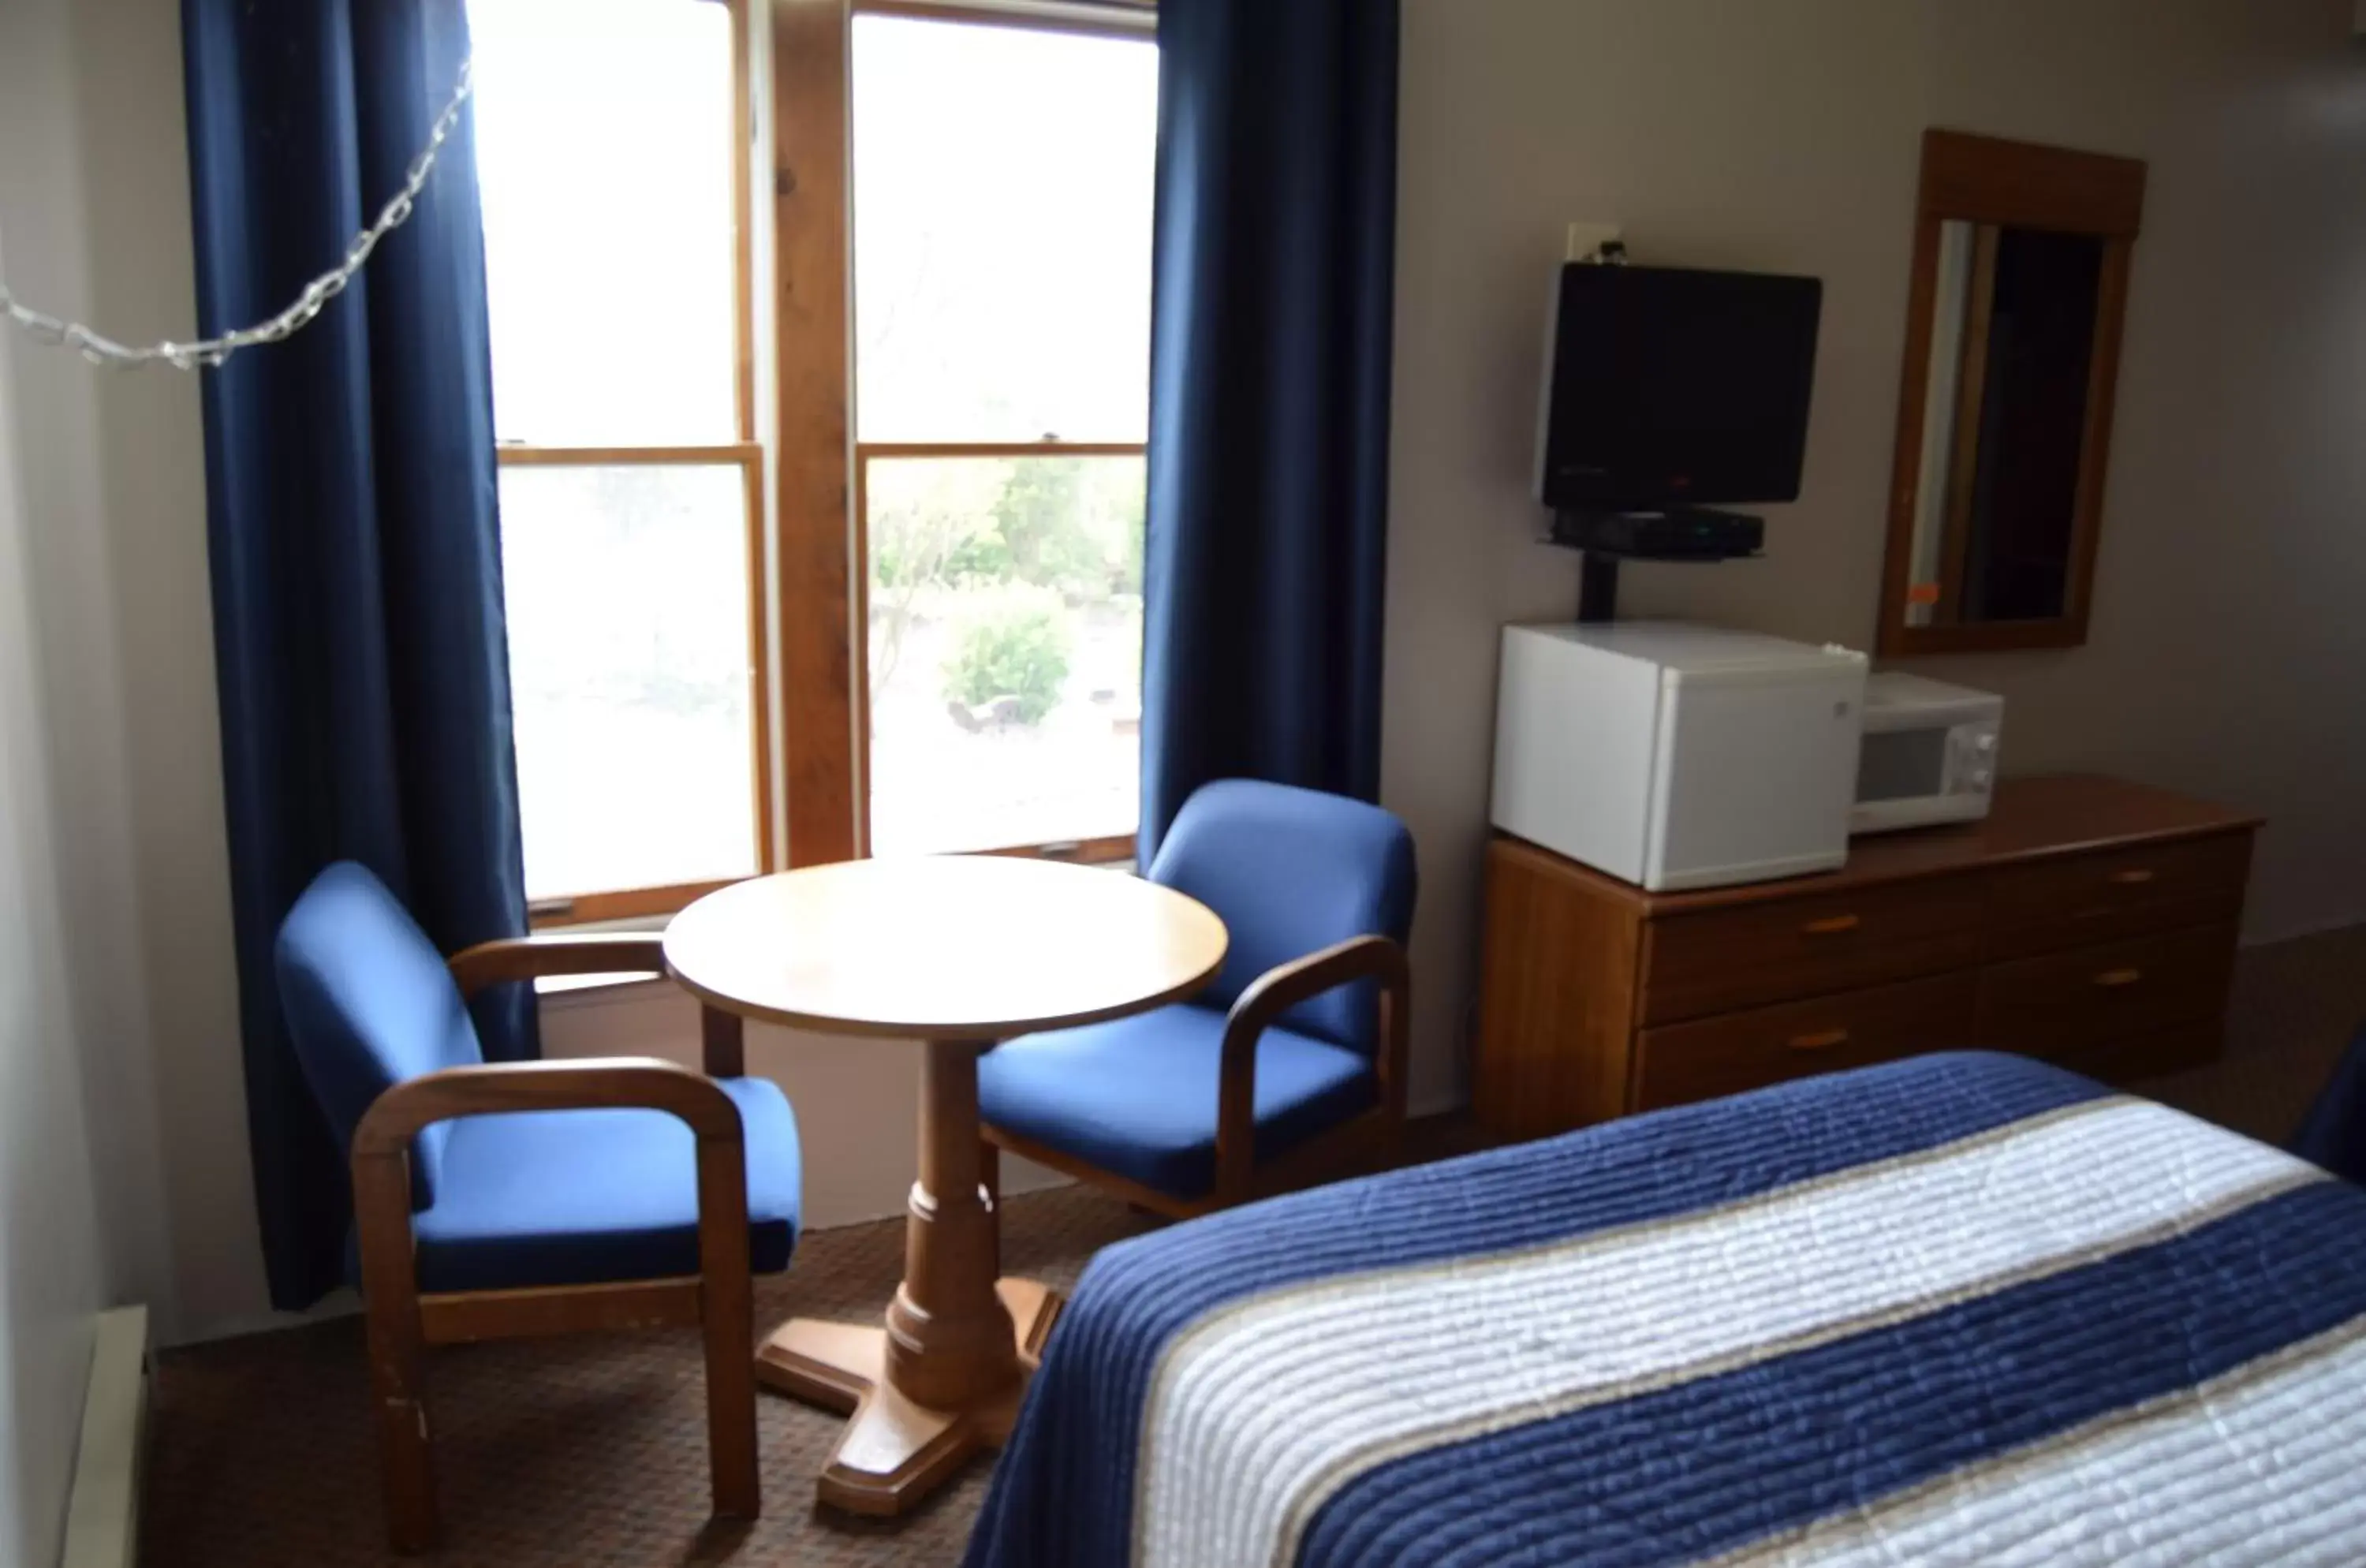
[1491,622,1869,892]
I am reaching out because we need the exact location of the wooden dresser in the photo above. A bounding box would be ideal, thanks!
[1473,775,2260,1141]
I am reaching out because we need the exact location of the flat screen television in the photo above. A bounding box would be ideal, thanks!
[1536,263,1823,513]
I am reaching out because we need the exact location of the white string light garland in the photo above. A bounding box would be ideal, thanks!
[0,56,475,372]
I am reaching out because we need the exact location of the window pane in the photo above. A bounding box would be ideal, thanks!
[470,0,737,445]
[499,464,758,899]
[852,18,1158,442]
[866,455,1144,856]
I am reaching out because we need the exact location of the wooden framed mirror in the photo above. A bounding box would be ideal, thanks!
[1877,129,2146,655]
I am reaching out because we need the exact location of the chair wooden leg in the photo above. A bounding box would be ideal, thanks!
[695,1129,761,1521]
[703,1271,761,1519]
[1377,1107,1408,1178]
[355,1147,438,1552]
[364,1301,438,1553]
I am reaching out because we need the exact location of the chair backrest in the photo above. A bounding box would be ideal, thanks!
[2294,1023,2366,1187]
[274,861,485,1208]
[1148,780,1416,1053]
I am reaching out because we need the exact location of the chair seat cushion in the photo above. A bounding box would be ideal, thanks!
[977,1003,1377,1201]
[407,1076,802,1294]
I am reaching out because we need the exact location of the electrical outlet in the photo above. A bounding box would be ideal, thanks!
[1565,222,1624,263]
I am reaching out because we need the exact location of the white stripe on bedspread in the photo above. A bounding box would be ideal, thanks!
[1131,1099,2319,1568]
[1723,1317,2366,1567]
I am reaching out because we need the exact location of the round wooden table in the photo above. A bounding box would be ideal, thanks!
[663,856,1228,1515]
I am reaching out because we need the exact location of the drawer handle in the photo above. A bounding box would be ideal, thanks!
[2094,968,2145,988]
[1787,1029,1853,1052]
[2109,868,2156,887]
[1801,914,1861,936]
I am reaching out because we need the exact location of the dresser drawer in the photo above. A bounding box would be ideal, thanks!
[1642,878,1986,1024]
[1986,832,2251,958]
[1635,973,1978,1111]
[1976,924,2237,1060]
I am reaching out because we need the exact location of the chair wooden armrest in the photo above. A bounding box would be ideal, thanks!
[353,1058,749,1286]
[353,1057,749,1305]
[348,1057,759,1544]
[446,935,749,1076]
[445,932,667,999]
[1215,935,1412,1203]
[353,1056,741,1153]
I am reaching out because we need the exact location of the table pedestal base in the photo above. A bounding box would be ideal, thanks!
[756,1278,1063,1516]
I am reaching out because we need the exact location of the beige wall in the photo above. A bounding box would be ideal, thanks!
[0,0,192,1551]
[54,0,263,1349]
[1383,0,2366,1111]
[0,203,109,1568]
[0,0,257,1357]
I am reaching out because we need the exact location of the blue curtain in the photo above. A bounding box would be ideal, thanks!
[1137,0,1401,861]
[183,0,536,1310]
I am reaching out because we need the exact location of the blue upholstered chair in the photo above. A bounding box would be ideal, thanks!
[978,780,1416,1219]
[2296,1021,2366,1186]
[274,862,801,1551]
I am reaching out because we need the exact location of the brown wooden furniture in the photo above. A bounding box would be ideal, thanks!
[662,856,1227,1516]
[350,932,760,1553]
[1475,775,2258,1140]
[1877,129,2148,655]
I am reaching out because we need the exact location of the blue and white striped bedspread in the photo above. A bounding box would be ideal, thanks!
[964,1051,2366,1567]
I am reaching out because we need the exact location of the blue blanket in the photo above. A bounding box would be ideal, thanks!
[965,1051,2366,1568]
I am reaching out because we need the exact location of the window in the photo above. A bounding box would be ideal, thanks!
[474,0,1155,921]
[471,0,766,920]
[849,11,1158,859]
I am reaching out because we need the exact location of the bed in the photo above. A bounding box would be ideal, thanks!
[963,1051,2366,1567]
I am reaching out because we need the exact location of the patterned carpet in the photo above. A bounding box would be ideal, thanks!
[144,1184,1157,1568]
[141,926,2366,1568]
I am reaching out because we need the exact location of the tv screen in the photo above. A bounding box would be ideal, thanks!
[1537,263,1823,513]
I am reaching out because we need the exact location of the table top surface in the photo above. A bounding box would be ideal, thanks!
[662,856,1230,1039]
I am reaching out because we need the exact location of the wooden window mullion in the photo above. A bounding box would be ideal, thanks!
[773,0,861,868]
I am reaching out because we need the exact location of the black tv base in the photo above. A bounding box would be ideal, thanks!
[1547,507,1765,623]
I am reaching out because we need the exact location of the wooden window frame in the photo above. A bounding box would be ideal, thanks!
[857,0,1154,43]
[500,0,772,927]
[501,0,1151,924]
[854,439,1144,865]
[774,0,1154,872]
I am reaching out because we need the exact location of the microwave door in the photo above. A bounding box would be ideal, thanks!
[1853,721,1998,834]
[1857,727,1951,807]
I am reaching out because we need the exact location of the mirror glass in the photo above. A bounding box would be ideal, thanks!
[1901,220,2104,629]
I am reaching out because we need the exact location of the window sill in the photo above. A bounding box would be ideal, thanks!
[528,852,1139,1002]
[524,909,676,1001]
[536,970,674,1001]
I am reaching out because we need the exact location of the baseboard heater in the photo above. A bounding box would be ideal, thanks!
[62,1305,147,1568]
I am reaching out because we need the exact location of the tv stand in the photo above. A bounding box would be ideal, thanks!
[1578,552,1621,623]
[1548,507,1765,623]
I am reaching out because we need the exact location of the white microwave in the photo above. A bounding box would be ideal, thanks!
[1851,672,2002,835]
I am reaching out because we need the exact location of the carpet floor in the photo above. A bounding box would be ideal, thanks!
[140,926,2366,1568]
